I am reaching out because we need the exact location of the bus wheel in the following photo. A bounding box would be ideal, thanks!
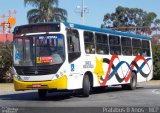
[122,72,137,90]
[38,89,47,99]
[82,75,90,97]
[128,72,137,90]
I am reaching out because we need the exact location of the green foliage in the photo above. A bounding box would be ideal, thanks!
[24,0,68,23]
[154,19,160,31]
[0,43,13,83]
[152,45,160,80]
[102,6,158,28]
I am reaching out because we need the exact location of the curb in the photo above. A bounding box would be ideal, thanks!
[0,83,14,92]
[138,80,160,86]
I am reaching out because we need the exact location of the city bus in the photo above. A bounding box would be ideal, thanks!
[11,22,153,98]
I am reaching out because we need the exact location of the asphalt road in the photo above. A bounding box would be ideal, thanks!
[0,83,160,113]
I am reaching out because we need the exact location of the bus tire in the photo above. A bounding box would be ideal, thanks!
[122,72,137,90]
[38,89,47,99]
[82,75,90,97]
[128,72,137,90]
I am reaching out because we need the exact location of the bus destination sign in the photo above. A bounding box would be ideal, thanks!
[14,23,60,34]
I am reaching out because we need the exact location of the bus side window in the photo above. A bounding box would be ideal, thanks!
[132,39,142,56]
[109,35,121,55]
[121,37,132,56]
[67,29,81,63]
[142,40,150,57]
[84,31,95,54]
[95,33,109,55]
[68,36,74,53]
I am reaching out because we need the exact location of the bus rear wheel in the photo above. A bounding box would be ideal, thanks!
[82,75,90,97]
[122,72,137,90]
[129,72,137,90]
[38,89,47,99]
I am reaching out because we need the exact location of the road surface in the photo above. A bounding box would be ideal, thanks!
[0,82,160,113]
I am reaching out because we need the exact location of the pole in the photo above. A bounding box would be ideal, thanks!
[3,24,5,44]
[82,0,84,25]
[76,0,88,25]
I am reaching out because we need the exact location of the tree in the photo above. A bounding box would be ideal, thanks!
[152,44,160,80]
[24,0,67,23]
[101,6,159,34]
[0,43,13,83]
[153,19,160,31]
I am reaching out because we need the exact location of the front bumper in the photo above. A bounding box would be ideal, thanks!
[13,76,67,91]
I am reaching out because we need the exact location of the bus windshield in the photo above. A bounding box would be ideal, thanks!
[13,34,65,66]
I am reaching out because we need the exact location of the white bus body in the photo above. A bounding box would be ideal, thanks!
[12,22,153,97]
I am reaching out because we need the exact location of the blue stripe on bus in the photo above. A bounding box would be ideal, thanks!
[136,58,151,73]
[64,22,150,40]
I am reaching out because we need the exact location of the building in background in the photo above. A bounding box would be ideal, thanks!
[0,34,13,44]
[151,34,160,45]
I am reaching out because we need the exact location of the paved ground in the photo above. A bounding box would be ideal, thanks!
[0,80,160,113]
[0,83,14,92]
[0,80,160,92]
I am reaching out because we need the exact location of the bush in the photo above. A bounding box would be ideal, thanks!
[0,43,13,83]
[152,45,160,80]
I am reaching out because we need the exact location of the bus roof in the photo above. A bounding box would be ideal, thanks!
[64,22,150,40]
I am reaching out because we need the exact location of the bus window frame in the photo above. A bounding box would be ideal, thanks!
[95,33,109,55]
[132,38,142,56]
[121,36,132,56]
[109,34,121,55]
[67,29,81,63]
[142,40,151,57]
[84,31,95,54]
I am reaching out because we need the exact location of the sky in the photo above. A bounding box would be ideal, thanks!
[0,0,160,30]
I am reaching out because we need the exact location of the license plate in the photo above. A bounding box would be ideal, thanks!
[32,84,41,88]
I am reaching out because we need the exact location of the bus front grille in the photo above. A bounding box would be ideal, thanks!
[14,64,62,76]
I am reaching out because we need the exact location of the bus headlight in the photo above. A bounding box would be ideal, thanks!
[9,67,22,81]
[14,75,23,81]
[9,67,17,76]
[16,75,22,81]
